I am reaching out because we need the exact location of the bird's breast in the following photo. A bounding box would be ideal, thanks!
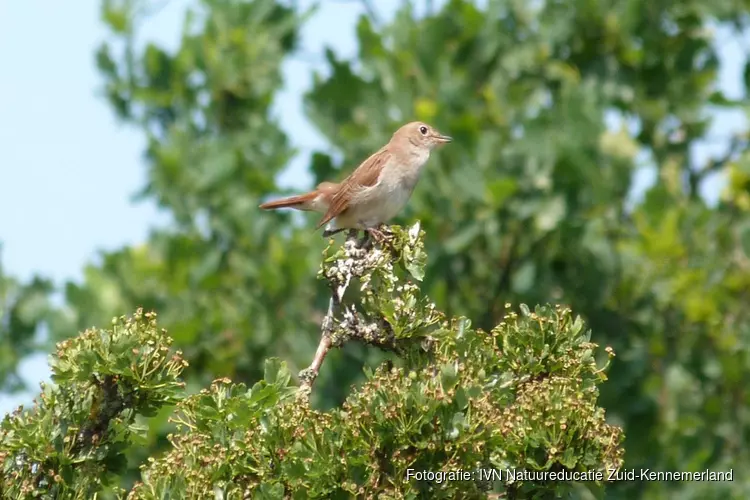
[344,160,424,226]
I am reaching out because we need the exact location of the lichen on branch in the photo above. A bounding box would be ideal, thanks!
[300,223,442,392]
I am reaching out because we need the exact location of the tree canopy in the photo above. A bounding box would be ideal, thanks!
[2,0,750,498]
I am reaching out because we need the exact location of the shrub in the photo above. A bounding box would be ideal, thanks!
[1,223,623,499]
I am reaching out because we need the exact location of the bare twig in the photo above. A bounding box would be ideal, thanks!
[703,135,747,174]
[298,297,338,395]
[308,334,333,376]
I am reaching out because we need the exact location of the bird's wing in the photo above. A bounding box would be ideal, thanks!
[316,147,391,229]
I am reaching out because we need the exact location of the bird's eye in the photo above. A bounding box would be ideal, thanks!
[419,126,428,135]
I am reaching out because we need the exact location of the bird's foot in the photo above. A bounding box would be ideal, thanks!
[365,227,386,244]
[364,224,393,246]
[378,224,394,237]
[323,225,393,250]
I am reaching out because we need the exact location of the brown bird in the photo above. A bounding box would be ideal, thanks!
[259,121,452,241]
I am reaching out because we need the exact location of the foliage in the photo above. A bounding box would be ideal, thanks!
[315,223,441,351]
[86,0,316,390]
[0,310,186,498]
[0,254,56,393]
[2,227,623,499]
[2,0,750,498]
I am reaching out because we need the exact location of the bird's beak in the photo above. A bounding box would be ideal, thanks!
[434,134,452,143]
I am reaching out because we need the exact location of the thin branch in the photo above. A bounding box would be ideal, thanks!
[689,134,748,196]
[701,134,747,175]
[298,297,337,395]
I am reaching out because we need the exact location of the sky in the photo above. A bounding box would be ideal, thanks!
[0,0,747,415]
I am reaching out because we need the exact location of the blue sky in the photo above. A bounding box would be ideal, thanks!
[0,0,747,415]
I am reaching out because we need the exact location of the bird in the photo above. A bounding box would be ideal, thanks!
[259,121,452,242]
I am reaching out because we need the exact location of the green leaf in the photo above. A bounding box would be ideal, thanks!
[456,317,471,338]
[263,358,289,387]
[190,248,223,283]
[310,152,335,182]
[443,222,482,254]
[101,0,129,33]
[403,247,426,281]
[707,91,742,107]
[485,178,519,207]
[740,222,750,258]
[256,482,285,499]
[440,362,459,391]
[511,261,536,293]
[534,196,567,232]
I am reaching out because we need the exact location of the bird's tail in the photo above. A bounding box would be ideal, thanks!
[259,191,320,211]
[259,182,339,213]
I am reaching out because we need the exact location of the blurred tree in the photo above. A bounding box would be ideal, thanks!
[304,1,750,498]
[2,0,750,497]
[57,0,337,487]
[90,0,311,387]
[0,249,55,393]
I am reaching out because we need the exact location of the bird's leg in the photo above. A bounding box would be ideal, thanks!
[324,227,367,249]
[325,224,392,249]
[322,227,348,238]
[344,228,360,245]
[354,230,373,250]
